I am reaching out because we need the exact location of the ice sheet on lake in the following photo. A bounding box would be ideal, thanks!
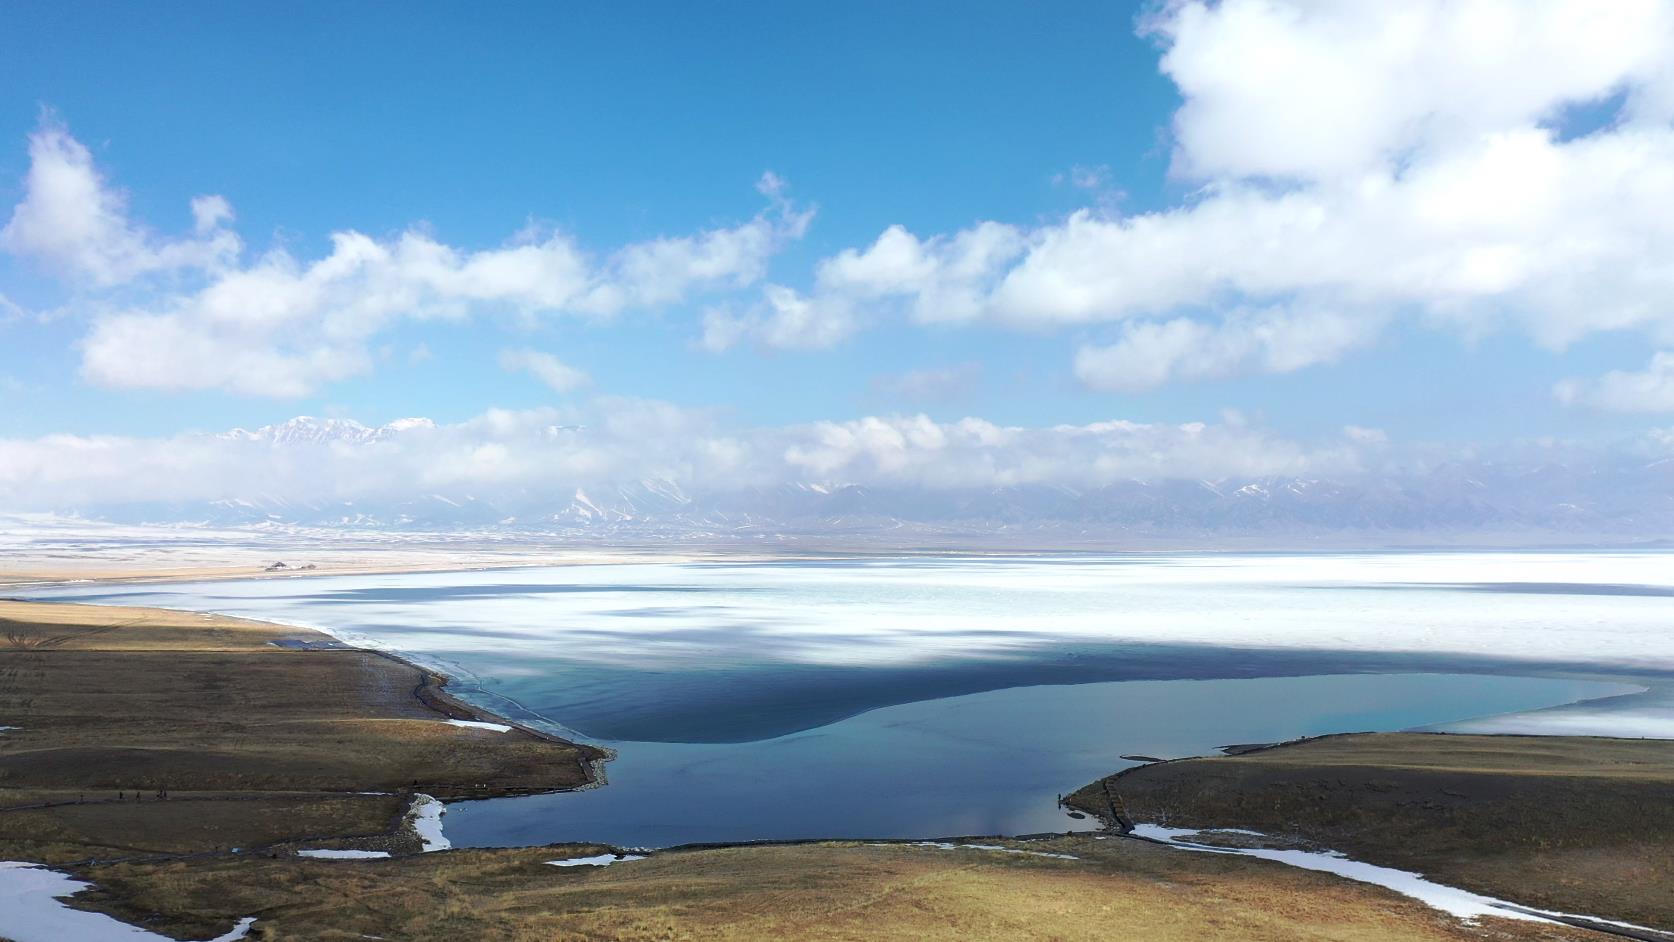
[0,862,255,942]
[39,552,1674,673]
[1435,684,1674,738]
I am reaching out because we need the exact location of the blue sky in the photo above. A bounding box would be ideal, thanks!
[2,0,1674,503]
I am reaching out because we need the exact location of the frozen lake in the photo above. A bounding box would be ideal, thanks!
[34,551,1672,846]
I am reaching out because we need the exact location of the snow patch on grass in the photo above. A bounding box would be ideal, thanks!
[1134,824,1665,932]
[408,794,449,852]
[0,862,255,942]
[545,853,646,867]
[445,719,513,732]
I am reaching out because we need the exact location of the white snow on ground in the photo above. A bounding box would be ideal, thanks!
[1131,825,1667,932]
[445,719,513,732]
[545,854,646,867]
[0,727,17,733]
[408,794,450,852]
[891,842,1079,860]
[0,862,255,942]
[296,849,391,859]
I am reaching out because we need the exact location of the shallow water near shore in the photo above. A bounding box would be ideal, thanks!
[32,551,1673,846]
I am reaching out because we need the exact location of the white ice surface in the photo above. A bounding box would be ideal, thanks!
[296,849,391,859]
[43,552,1674,674]
[545,854,646,867]
[1132,826,1666,932]
[409,794,450,852]
[0,862,255,942]
[445,719,513,732]
[1441,704,1674,738]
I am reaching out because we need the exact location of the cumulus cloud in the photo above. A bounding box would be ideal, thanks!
[730,0,1674,388]
[702,222,1025,350]
[1152,0,1674,182]
[1,120,810,396]
[1075,306,1375,391]
[1556,351,1674,412]
[0,118,240,284]
[499,347,590,393]
[699,284,860,352]
[0,404,1381,510]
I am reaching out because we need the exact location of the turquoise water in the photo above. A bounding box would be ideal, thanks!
[446,672,1633,848]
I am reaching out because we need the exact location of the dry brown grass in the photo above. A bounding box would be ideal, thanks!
[0,600,601,865]
[74,839,1598,942]
[1069,732,1674,929]
[0,600,294,651]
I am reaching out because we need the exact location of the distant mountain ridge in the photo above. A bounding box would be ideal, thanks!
[51,416,1674,545]
[220,416,437,446]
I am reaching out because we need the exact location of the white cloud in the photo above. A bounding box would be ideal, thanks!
[73,198,806,395]
[1053,164,1111,191]
[499,347,590,393]
[1074,306,1375,391]
[703,222,1026,351]
[190,195,234,234]
[778,414,1355,486]
[0,118,240,285]
[736,1,1674,387]
[1,121,809,396]
[0,404,1380,510]
[700,285,860,352]
[1556,351,1674,412]
[1152,0,1674,182]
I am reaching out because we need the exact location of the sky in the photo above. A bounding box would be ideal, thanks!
[3,1,1674,512]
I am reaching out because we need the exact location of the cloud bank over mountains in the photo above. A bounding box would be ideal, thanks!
[4,410,1673,544]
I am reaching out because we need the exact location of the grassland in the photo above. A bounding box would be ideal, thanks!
[68,837,1603,942]
[0,599,603,865]
[1067,732,1674,931]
